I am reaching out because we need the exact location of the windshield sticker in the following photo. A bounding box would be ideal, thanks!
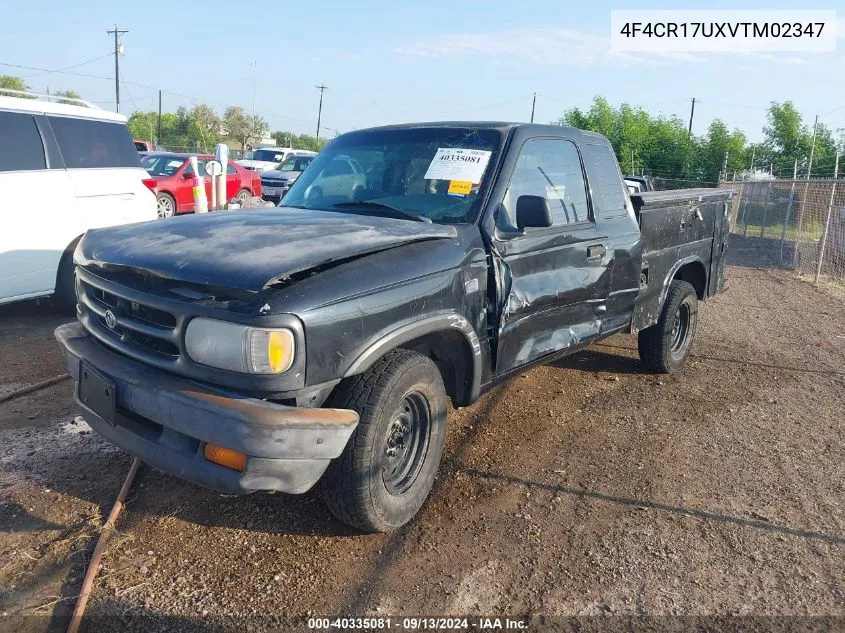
[424,148,492,184]
[447,180,472,197]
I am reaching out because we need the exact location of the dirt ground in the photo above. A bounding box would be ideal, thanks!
[1,240,843,633]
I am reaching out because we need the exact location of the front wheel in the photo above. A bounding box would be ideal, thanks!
[638,280,698,373]
[321,349,447,532]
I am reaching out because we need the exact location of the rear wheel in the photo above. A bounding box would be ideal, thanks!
[235,188,250,204]
[638,280,698,373]
[156,192,176,218]
[321,349,447,532]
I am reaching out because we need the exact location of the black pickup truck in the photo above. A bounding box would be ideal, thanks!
[56,122,731,532]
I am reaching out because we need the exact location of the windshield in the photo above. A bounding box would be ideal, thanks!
[279,127,503,224]
[251,149,287,162]
[141,154,186,177]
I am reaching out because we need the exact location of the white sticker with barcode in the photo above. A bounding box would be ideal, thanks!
[424,148,492,184]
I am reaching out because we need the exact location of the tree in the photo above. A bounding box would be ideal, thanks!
[53,89,82,106]
[700,119,746,182]
[562,96,699,182]
[272,131,329,152]
[223,106,268,150]
[0,75,33,98]
[187,104,222,151]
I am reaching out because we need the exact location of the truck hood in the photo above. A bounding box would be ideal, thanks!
[76,208,458,293]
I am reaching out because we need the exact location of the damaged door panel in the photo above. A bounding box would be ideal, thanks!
[490,137,610,375]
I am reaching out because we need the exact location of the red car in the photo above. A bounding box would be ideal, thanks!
[141,152,263,218]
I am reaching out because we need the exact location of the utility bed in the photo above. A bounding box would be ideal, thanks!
[630,188,733,332]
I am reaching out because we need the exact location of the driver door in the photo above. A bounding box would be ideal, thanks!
[493,138,611,376]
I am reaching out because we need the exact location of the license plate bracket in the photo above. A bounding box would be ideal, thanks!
[78,361,117,425]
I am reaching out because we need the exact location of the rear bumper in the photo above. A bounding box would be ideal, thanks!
[54,322,358,494]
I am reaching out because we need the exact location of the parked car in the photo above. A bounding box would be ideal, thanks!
[141,152,263,217]
[237,147,317,173]
[260,154,315,202]
[56,122,731,533]
[301,155,366,201]
[0,92,156,309]
[624,175,654,193]
[134,139,153,153]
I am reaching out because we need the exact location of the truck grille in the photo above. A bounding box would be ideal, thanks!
[77,269,183,361]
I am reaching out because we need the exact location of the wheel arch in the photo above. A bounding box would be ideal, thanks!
[343,314,483,407]
[54,234,83,287]
[662,257,708,308]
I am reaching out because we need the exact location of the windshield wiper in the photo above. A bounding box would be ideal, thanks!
[331,200,432,223]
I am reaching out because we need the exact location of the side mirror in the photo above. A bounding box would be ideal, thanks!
[516,195,553,230]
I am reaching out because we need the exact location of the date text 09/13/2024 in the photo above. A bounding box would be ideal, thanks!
[307,617,528,630]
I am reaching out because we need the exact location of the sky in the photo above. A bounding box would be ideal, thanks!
[2,0,844,145]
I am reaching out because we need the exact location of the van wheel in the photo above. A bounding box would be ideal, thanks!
[156,192,176,218]
[638,280,698,373]
[321,349,447,533]
[53,250,77,314]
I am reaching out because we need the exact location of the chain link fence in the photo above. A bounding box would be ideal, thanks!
[720,178,845,299]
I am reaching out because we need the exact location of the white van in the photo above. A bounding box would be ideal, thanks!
[237,147,317,173]
[0,91,156,309]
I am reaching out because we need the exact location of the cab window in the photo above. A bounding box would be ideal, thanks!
[505,139,590,226]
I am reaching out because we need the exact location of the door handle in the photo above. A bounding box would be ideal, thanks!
[587,244,606,260]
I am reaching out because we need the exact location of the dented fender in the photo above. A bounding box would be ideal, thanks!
[344,312,483,404]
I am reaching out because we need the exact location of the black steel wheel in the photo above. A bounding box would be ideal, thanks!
[638,280,698,373]
[382,392,431,495]
[321,349,447,532]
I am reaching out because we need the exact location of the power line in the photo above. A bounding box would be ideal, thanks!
[22,53,112,79]
[0,61,113,80]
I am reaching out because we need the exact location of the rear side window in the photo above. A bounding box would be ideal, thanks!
[0,111,47,172]
[583,143,629,218]
[48,116,140,169]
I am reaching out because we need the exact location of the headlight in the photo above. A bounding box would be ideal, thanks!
[185,318,295,374]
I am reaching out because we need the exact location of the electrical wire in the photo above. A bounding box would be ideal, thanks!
[22,53,112,79]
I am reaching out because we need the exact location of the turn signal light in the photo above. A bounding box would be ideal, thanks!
[204,444,247,472]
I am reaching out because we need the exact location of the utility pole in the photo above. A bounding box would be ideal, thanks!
[631,149,634,174]
[315,84,328,140]
[687,97,696,136]
[815,153,840,283]
[530,92,536,123]
[250,61,256,120]
[157,90,162,149]
[106,25,128,113]
[797,115,819,241]
[720,151,729,183]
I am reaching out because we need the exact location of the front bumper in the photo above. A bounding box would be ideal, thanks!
[260,183,291,202]
[55,322,358,494]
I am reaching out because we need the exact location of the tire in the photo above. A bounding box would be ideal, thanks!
[156,192,176,219]
[235,188,250,204]
[53,248,77,314]
[321,349,447,533]
[638,280,698,373]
